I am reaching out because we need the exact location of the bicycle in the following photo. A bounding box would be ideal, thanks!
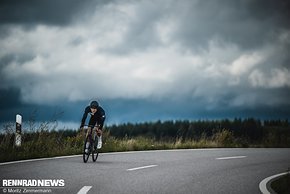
[82,125,99,163]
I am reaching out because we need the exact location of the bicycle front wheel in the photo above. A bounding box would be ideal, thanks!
[92,139,99,162]
[83,135,90,163]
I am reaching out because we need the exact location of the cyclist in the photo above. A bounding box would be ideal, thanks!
[80,100,106,152]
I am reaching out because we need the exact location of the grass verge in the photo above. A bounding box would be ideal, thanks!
[0,129,244,163]
[0,127,288,163]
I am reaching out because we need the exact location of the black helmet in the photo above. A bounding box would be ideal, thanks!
[90,101,99,109]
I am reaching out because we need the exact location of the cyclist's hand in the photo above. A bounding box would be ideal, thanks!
[94,125,99,130]
[96,129,102,136]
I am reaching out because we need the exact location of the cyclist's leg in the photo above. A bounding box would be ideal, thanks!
[92,127,97,149]
[96,117,104,149]
[86,127,92,138]
[85,127,92,152]
[88,118,97,149]
[96,128,103,149]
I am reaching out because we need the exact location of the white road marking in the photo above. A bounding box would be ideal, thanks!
[216,156,247,160]
[0,154,81,166]
[127,164,158,171]
[259,172,289,194]
[0,149,220,166]
[77,186,92,194]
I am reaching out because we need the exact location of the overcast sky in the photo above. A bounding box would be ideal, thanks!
[1,0,290,127]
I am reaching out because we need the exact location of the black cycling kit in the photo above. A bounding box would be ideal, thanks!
[80,106,106,129]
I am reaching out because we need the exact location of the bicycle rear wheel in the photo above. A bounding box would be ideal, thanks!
[83,135,90,163]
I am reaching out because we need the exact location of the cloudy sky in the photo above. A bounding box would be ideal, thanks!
[1,0,290,128]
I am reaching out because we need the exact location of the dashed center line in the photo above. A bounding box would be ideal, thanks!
[127,164,158,171]
[77,186,92,194]
[216,156,247,160]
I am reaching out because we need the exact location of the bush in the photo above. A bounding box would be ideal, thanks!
[1,118,290,163]
[213,129,235,147]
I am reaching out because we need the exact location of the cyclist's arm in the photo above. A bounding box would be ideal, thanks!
[80,106,90,128]
[96,108,106,130]
[94,115,105,130]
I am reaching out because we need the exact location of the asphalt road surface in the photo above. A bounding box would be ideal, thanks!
[1,148,290,194]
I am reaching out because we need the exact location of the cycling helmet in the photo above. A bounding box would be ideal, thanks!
[90,101,99,109]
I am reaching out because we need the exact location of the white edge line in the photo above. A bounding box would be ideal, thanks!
[103,148,221,156]
[259,172,289,194]
[0,148,221,166]
[77,186,92,194]
[216,156,247,160]
[0,154,82,166]
[127,165,158,171]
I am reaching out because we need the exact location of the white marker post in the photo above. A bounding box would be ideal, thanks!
[15,114,22,147]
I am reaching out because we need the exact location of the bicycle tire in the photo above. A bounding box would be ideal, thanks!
[83,135,90,163]
[92,138,99,162]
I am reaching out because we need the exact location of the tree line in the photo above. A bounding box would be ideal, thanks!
[107,118,289,145]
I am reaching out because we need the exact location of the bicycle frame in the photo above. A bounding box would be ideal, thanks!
[82,125,99,163]
[83,125,101,138]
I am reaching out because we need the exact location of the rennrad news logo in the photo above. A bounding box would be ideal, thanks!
[2,179,65,187]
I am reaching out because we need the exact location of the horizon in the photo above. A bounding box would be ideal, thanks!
[1,115,289,133]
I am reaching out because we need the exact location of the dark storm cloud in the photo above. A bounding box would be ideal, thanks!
[102,0,166,54]
[0,53,34,71]
[0,88,22,109]
[0,0,110,26]
[99,0,290,55]
[0,0,290,125]
[0,88,27,123]
[170,0,290,51]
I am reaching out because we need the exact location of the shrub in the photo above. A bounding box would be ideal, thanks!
[213,129,235,147]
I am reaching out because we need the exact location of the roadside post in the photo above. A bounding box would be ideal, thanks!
[15,114,22,147]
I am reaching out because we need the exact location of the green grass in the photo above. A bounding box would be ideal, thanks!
[0,126,288,163]
[0,128,252,163]
[0,130,84,162]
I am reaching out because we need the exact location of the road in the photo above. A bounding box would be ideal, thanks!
[1,148,290,194]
